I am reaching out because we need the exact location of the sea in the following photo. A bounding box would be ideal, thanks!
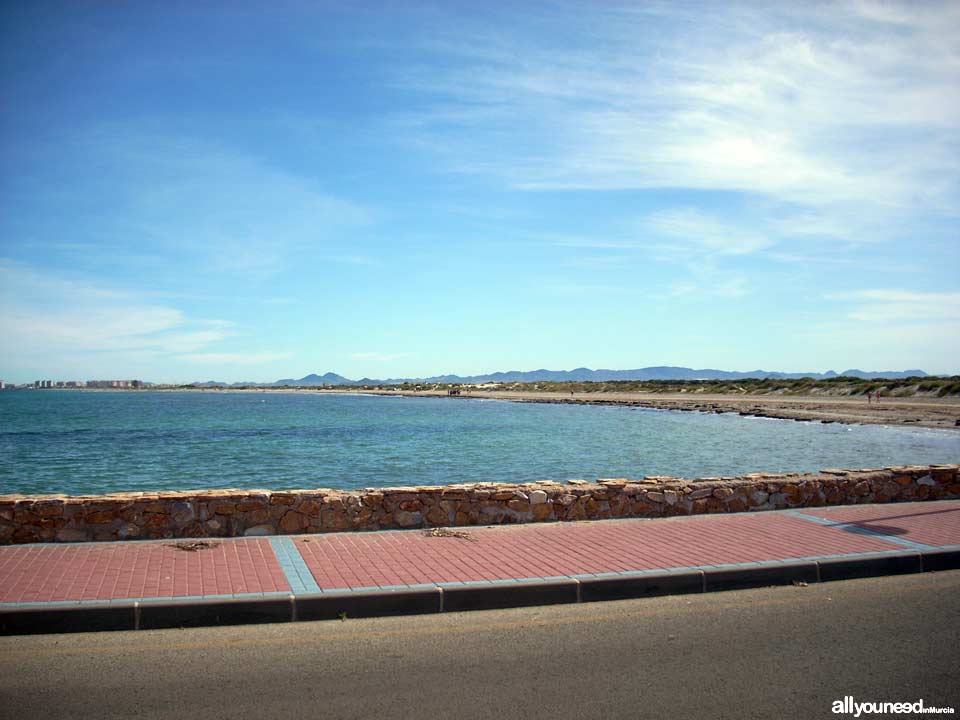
[1,390,957,496]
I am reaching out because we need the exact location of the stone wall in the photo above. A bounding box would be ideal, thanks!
[1,464,957,545]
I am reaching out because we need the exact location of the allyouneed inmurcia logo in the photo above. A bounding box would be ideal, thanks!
[833,697,955,716]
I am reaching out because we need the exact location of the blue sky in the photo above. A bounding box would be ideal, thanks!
[1,0,958,383]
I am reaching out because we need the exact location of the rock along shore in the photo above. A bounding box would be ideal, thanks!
[2,464,957,544]
[336,388,960,430]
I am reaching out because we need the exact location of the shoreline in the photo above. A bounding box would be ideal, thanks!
[320,388,960,430]
[9,386,960,430]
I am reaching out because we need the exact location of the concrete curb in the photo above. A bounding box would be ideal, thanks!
[579,570,704,602]
[0,602,138,635]
[297,587,443,621]
[2,549,957,635]
[817,551,923,583]
[703,561,819,592]
[138,596,294,631]
[441,579,579,613]
[920,548,960,572]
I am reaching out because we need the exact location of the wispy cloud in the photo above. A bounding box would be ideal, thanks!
[546,208,763,299]
[827,289,960,322]
[641,208,775,258]
[0,260,269,365]
[392,1,959,238]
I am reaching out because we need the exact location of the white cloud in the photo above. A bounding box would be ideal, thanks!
[642,208,775,257]
[393,1,959,240]
[0,260,242,364]
[0,261,184,353]
[827,289,960,322]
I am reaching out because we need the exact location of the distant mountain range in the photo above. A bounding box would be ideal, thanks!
[190,366,932,387]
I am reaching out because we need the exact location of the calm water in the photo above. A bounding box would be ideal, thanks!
[0,390,957,495]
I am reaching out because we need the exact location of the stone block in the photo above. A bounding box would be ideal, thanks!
[13,509,40,524]
[55,528,90,542]
[238,497,268,512]
[394,509,423,527]
[35,502,64,518]
[531,503,553,521]
[726,497,747,513]
[280,510,310,533]
[243,524,275,537]
[85,510,116,524]
[425,505,449,525]
[298,499,322,517]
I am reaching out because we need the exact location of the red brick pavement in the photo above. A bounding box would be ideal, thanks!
[0,538,288,604]
[2,502,958,604]
[294,510,906,590]
[797,500,960,548]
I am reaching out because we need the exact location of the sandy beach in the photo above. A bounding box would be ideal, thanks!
[322,388,960,430]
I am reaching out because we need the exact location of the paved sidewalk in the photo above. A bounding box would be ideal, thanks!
[2,500,959,633]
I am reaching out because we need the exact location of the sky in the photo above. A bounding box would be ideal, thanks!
[1,0,958,384]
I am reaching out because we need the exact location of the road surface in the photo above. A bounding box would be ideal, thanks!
[2,571,958,719]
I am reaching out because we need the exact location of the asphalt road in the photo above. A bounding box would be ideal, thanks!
[2,572,959,720]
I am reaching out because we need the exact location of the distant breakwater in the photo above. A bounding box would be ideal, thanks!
[1,464,958,545]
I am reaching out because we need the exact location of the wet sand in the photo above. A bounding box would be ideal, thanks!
[333,389,960,430]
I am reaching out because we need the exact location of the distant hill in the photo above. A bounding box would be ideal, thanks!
[413,367,931,384]
[273,372,356,386]
[190,366,931,387]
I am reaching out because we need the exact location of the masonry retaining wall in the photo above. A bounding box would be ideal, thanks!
[1,464,958,544]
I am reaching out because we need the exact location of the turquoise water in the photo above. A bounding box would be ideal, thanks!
[0,390,957,495]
